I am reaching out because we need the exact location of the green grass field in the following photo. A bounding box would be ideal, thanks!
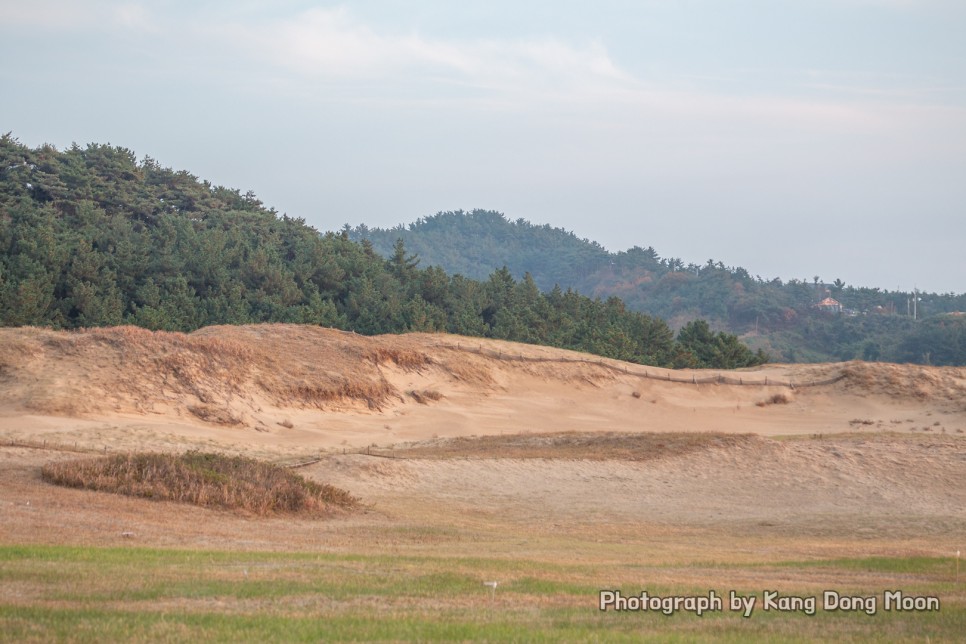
[1,545,962,642]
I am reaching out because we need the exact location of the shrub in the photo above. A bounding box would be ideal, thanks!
[41,451,358,516]
[755,393,791,407]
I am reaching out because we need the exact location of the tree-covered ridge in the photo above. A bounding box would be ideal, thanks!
[0,135,764,369]
[349,210,612,290]
[350,211,966,365]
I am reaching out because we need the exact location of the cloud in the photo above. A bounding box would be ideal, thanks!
[199,5,957,136]
[208,6,630,97]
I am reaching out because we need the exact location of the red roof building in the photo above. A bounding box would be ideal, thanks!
[817,297,843,313]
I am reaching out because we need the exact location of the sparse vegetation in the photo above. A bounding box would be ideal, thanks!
[408,389,443,404]
[393,431,758,461]
[41,451,358,515]
[1,546,962,642]
[756,393,791,407]
[187,405,242,426]
[368,348,432,370]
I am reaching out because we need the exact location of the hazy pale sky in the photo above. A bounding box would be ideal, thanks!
[2,1,964,293]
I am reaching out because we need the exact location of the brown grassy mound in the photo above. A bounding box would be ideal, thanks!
[41,451,358,516]
[393,431,760,461]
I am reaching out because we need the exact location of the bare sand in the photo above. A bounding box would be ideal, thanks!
[1,324,964,561]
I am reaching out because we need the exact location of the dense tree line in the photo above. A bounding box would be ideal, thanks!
[0,135,765,369]
[351,211,966,365]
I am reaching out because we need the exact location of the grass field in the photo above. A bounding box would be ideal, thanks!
[1,545,963,642]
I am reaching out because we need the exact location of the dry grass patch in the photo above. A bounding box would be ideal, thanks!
[756,392,792,407]
[264,378,396,410]
[41,451,358,516]
[367,347,432,370]
[394,431,760,461]
[840,361,966,402]
[187,404,243,426]
[408,389,443,404]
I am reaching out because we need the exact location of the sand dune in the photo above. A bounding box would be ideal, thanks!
[1,324,964,457]
[1,323,964,558]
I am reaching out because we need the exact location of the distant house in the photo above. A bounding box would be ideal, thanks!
[816,297,844,314]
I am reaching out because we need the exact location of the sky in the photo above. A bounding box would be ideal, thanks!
[2,1,964,294]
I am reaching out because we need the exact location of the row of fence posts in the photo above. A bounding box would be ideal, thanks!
[447,342,794,387]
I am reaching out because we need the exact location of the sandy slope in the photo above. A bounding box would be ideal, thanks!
[1,324,964,556]
[2,324,964,456]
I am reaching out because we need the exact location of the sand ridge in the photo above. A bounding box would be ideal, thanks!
[1,324,964,456]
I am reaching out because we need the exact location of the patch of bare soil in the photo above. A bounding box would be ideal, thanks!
[316,431,966,543]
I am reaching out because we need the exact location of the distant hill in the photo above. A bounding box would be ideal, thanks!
[349,210,611,290]
[349,211,966,365]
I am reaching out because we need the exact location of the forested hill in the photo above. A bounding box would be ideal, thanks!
[349,211,966,366]
[0,135,765,369]
[350,211,612,291]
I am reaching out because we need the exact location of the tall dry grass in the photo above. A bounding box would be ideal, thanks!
[41,451,358,516]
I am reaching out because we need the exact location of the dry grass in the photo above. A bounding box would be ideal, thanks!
[756,392,791,407]
[41,451,358,516]
[841,360,966,402]
[262,378,396,410]
[187,405,243,425]
[0,325,416,419]
[408,389,443,404]
[393,431,760,461]
[367,347,432,370]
